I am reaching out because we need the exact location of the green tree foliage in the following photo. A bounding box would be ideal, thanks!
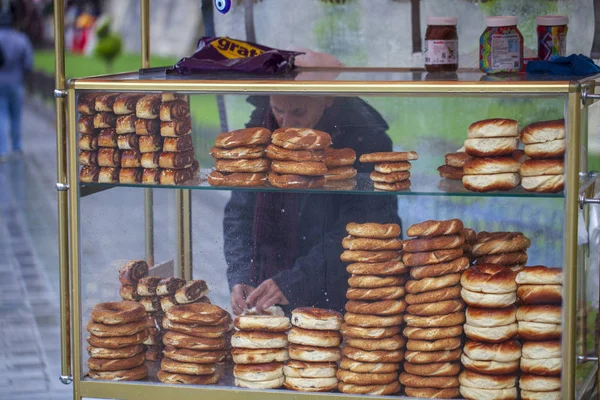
[94,19,122,72]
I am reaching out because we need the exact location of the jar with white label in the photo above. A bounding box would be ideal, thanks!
[424,16,459,73]
[480,16,523,74]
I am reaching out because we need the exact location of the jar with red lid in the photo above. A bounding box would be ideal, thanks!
[479,16,523,74]
[424,16,459,73]
[536,15,568,60]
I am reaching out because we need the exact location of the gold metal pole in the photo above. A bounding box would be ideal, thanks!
[140,0,154,266]
[564,87,582,400]
[67,87,82,400]
[176,189,193,280]
[53,0,72,386]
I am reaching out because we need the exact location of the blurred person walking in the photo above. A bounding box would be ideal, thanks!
[0,1,33,162]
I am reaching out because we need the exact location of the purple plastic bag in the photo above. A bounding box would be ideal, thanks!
[172,37,302,75]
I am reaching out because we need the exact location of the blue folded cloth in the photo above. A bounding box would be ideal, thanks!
[526,54,600,76]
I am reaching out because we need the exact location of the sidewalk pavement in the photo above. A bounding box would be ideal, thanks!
[0,101,70,400]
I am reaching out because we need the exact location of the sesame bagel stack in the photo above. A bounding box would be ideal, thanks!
[85,301,150,381]
[472,231,531,270]
[516,266,563,400]
[209,127,272,187]
[520,119,565,193]
[339,222,405,396]
[158,303,231,385]
[284,307,342,392]
[359,151,419,191]
[459,264,519,400]
[323,147,358,189]
[401,218,469,399]
[266,128,332,189]
[463,118,521,192]
[231,309,291,389]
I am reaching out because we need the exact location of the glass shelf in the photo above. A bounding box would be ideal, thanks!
[80,169,564,198]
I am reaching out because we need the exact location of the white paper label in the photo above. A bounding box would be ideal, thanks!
[491,33,521,70]
[424,39,458,65]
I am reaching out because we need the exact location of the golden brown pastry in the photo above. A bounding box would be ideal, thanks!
[98,167,120,183]
[77,93,99,115]
[94,93,118,112]
[93,112,117,129]
[97,129,118,148]
[134,118,160,135]
[159,167,194,185]
[208,171,267,187]
[97,148,120,167]
[119,168,142,184]
[138,135,163,153]
[163,135,193,152]
[117,134,139,150]
[160,119,192,137]
[141,152,160,169]
[142,168,160,184]
[115,114,136,134]
[78,115,96,134]
[158,151,194,169]
[159,100,190,121]
[79,165,99,183]
[113,94,143,115]
[79,135,98,151]
[79,151,98,166]
[120,150,142,168]
[135,94,161,119]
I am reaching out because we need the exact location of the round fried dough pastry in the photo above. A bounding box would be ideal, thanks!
[468,118,519,138]
[86,318,149,337]
[215,127,271,148]
[267,172,325,189]
[346,335,405,351]
[403,325,463,341]
[405,273,462,294]
[283,360,337,378]
[518,321,561,340]
[233,362,283,382]
[209,146,264,159]
[90,301,146,325]
[163,331,227,350]
[374,162,412,173]
[405,386,460,399]
[342,236,403,251]
[406,337,461,352]
[87,344,143,359]
[464,322,518,343]
[520,357,562,376]
[517,285,562,305]
[516,266,563,285]
[520,119,565,144]
[403,362,460,377]
[347,275,406,288]
[233,314,291,332]
[338,381,401,395]
[409,257,469,279]
[402,249,463,267]
[346,261,407,276]
[458,369,517,390]
[325,166,357,181]
[465,306,516,327]
[345,222,401,239]
[404,312,465,328]
[340,324,401,340]
[404,349,462,364]
[86,331,148,349]
[324,147,356,167]
[472,232,531,256]
[342,346,404,363]
[521,340,561,359]
[519,375,561,391]
[476,251,528,266]
[288,344,341,362]
[461,288,517,308]
[346,286,405,301]
[370,170,410,183]
[161,358,216,375]
[461,264,517,294]
[214,158,269,173]
[463,340,521,362]
[291,307,342,330]
[162,318,231,339]
[271,127,331,150]
[405,285,462,305]
[345,299,406,315]
[231,331,288,349]
[163,345,227,364]
[340,250,400,263]
[344,312,403,328]
[88,364,148,381]
[264,144,325,162]
[406,299,465,316]
[359,151,419,163]
[403,234,465,252]
[339,357,399,373]
[516,305,561,324]
[271,160,327,176]
[400,372,459,389]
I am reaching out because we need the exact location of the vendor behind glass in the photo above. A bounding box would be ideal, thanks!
[224,50,401,315]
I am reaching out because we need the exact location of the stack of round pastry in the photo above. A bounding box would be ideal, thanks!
[516,266,563,399]
[463,118,521,192]
[460,264,519,400]
[158,303,230,385]
[462,228,476,263]
[359,151,418,191]
[401,218,469,399]
[472,231,531,270]
[135,276,165,355]
[438,151,472,181]
[520,119,565,193]
[231,312,291,389]
[339,222,405,395]
[283,307,341,392]
[323,147,358,189]
[208,127,272,187]
[265,127,332,189]
[86,301,149,381]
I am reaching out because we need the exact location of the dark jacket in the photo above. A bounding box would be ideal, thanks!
[224,96,401,313]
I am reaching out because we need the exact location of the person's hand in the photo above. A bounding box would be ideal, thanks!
[246,279,289,312]
[231,283,255,315]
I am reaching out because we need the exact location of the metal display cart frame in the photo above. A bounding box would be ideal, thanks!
[52,1,600,399]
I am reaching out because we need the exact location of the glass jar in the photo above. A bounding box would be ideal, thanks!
[480,16,523,74]
[536,15,569,60]
[424,17,459,73]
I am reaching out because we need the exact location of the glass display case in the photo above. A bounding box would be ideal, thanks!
[51,2,600,400]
